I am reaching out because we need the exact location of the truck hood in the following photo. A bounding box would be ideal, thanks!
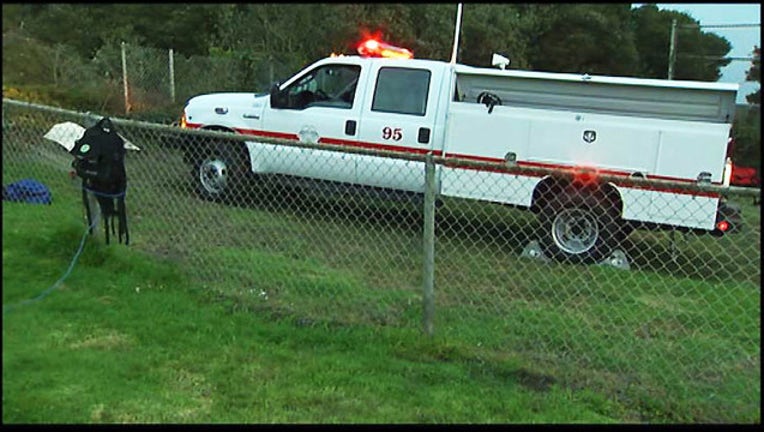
[187,92,269,109]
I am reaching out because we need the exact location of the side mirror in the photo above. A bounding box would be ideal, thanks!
[270,83,285,108]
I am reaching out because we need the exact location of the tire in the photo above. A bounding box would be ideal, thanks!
[538,191,621,263]
[192,138,250,202]
[615,221,635,243]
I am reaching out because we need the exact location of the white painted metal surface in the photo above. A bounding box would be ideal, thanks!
[182,54,738,232]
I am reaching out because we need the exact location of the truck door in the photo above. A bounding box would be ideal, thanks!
[261,63,364,183]
[355,64,441,192]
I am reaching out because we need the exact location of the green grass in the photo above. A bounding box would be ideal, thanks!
[3,200,623,423]
[2,112,760,423]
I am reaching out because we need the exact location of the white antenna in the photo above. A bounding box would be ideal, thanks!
[450,3,463,64]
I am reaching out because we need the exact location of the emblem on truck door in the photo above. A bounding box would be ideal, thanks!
[583,130,597,143]
[298,125,319,144]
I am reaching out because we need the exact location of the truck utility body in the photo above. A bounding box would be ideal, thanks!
[181,53,740,262]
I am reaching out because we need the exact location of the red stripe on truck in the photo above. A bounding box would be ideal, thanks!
[183,123,720,197]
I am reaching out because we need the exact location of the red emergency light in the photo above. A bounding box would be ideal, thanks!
[357,39,413,59]
[716,220,730,232]
[571,166,600,187]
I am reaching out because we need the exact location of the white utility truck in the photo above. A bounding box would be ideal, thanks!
[179,39,741,263]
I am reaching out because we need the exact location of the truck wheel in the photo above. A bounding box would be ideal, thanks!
[192,139,249,202]
[538,192,620,263]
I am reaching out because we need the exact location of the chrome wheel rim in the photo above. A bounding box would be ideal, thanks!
[199,158,227,195]
[552,208,599,254]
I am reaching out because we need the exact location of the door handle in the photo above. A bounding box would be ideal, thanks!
[345,120,357,136]
[418,127,430,144]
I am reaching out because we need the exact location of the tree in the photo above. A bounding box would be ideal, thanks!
[732,105,761,172]
[745,46,760,105]
[407,4,459,61]
[631,4,731,81]
[529,4,639,76]
[731,46,761,172]
[14,4,105,58]
[2,3,27,32]
[458,4,533,69]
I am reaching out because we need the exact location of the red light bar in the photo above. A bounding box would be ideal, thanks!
[716,220,730,232]
[357,39,413,59]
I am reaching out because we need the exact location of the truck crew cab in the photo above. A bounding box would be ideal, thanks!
[180,39,741,263]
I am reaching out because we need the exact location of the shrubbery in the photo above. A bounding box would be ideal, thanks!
[3,84,123,113]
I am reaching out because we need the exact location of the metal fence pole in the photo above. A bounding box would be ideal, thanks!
[269,55,274,86]
[422,153,436,336]
[121,41,130,114]
[668,19,677,79]
[169,48,176,104]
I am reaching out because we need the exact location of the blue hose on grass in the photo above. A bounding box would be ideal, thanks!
[2,185,127,315]
[2,218,96,315]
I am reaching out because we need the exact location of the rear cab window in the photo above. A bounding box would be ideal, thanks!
[371,67,431,116]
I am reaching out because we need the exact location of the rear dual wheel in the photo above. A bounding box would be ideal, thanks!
[538,192,625,263]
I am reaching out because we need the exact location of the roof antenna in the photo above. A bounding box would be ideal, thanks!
[450,3,463,64]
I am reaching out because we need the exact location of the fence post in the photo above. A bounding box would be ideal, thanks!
[169,48,176,104]
[422,153,436,336]
[121,41,130,114]
[668,19,677,79]
[269,55,274,85]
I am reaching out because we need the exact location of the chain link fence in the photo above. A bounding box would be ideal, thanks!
[3,33,294,118]
[117,43,281,116]
[2,99,760,423]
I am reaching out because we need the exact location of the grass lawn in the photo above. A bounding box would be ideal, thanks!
[2,109,759,423]
[3,199,621,423]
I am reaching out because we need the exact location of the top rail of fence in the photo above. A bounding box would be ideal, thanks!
[3,98,760,198]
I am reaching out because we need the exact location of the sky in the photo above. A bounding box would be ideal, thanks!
[648,3,761,104]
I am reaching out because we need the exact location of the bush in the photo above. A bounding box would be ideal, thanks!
[3,84,124,114]
[732,105,762,172]
[3,85,59,106]
[125,107,184,125]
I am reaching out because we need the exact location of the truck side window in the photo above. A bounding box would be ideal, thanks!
[372,67,431,116]
[282,64,361,110]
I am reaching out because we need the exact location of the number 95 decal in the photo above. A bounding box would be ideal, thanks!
[382,126,402,141]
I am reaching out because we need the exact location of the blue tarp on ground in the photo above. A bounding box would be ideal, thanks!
[2,178,52,204]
